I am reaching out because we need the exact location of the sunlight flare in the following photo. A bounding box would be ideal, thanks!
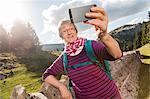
[0,0,28,31]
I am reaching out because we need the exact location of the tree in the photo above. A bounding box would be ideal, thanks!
[25,22,41,53]
[0,25,9,52]
[141,21,150,46]
[10,19,41,55]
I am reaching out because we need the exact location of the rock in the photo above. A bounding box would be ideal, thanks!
[0,74,7,80]
[110,52,142,99]
[27,92,48,99]
[0,59,8,64]
[5,71,14,77]
[39,75,69,99]
[0,62,4,67]
[39,82,62,99]
[4,63,16,69]
[10,85,26,99]
[10,77,68,99]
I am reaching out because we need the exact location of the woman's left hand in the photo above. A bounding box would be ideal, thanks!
[85,6,108,37]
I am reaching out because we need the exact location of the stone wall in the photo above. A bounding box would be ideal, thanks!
[110,52,141,98]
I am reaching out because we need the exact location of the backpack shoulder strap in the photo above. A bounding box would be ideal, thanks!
[104,60,111,72]
[85,40,97,61]
[85,40,104,70]
[62,53,76,98]
[85,40,112,80]
[63,52,68,74]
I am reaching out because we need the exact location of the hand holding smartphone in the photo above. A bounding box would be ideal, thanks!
[68,4,96,23]
[68,4,109,37]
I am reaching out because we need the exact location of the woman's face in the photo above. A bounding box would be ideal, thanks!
[60,23,77,43]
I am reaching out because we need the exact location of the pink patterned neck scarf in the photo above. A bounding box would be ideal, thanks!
[65,37,86,56]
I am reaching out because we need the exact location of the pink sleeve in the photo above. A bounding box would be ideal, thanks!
[42,54,64,80]
[92,40,116,61]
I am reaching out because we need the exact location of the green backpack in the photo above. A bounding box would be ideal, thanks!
[63,40,112,80]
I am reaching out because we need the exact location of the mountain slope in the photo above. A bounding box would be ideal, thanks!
[110,21,150,51]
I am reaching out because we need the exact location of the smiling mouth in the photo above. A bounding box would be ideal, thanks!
[68,35,74,38]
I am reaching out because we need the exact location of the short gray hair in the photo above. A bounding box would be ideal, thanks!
[58,19,77,38]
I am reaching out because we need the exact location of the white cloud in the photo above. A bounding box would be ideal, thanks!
[127,18,142,24]
[42,0,102,33]
[41,0,150,44]
[104,0,150,21]
[78,28,97,40]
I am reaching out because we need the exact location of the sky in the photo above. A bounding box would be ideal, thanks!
[0,0,150,44]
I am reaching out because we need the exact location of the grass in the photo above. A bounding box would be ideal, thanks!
[0,64,42,99]
[138,43,150,56]
[138,43,150,64]
[138,63,150,99]
[137,43,150,99]
[50,51,62,56]
[0,51,59,99]
[141,59,150,64]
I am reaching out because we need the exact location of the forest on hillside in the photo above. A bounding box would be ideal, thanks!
[110,21,150,52]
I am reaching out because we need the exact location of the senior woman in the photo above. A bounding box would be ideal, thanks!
[42,6,122,99]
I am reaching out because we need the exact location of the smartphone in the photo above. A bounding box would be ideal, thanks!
[68,4,96,23]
